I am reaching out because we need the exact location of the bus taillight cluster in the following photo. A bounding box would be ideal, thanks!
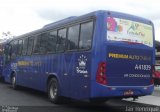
[96,62,108,85]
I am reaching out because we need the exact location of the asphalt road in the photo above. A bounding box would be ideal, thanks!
[0,82,159,112]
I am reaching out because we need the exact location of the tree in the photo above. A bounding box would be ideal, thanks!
[1,31,14,41]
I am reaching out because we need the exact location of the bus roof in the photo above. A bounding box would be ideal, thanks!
[43,16,77,28]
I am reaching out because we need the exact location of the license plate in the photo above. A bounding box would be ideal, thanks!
[124,90,134,96]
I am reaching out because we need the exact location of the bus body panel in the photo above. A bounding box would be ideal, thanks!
[0,42,6,80]
[90,11,154,99]
[107,45,153,86]
[0,56,3,77]
[91,83,154,97]
[3,52,92,99]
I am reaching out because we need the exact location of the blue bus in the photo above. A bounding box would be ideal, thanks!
[2,10,155,103]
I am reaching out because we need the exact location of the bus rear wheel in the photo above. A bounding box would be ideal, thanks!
[48,78,62,104]
[11,74,18,89]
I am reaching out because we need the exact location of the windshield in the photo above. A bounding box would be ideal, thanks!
[107,17,153,47]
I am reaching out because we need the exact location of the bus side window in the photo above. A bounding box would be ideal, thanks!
[27,37,34,55]
[4,44,11,64]
[22,38,28,55]
[17,40,23,55]
[40,33,48,54]
[56,28,67,52]
[33,35,41,54]
[79,21,93,50]
[47,30,57,53]
[67,25,79,51]
[11,40,18,60]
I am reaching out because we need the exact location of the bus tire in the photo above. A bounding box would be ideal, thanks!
[11,74,18,89]
[48,78,62,104]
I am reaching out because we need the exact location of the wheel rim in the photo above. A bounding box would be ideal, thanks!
[49,82,58,99]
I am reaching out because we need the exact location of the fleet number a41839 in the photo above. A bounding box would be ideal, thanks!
[135,64,151,71]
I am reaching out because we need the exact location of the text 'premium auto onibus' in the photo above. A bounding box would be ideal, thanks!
[2,10,155,103]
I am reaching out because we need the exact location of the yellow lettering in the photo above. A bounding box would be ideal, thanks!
[108,53,128,59]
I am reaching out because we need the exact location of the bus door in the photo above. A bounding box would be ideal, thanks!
[3,44,12,82]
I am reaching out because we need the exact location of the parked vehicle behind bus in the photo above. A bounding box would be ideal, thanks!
[153,65,160,85]
[2,10,155,104]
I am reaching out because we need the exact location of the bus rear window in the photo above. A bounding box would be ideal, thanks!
[107,17,153,47]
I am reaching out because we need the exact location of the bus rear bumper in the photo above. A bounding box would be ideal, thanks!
[91,84,154,98]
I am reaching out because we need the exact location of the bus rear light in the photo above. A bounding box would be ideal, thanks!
[96,62,108,85]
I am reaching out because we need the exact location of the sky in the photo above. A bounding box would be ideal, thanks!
[0,0,159,41]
